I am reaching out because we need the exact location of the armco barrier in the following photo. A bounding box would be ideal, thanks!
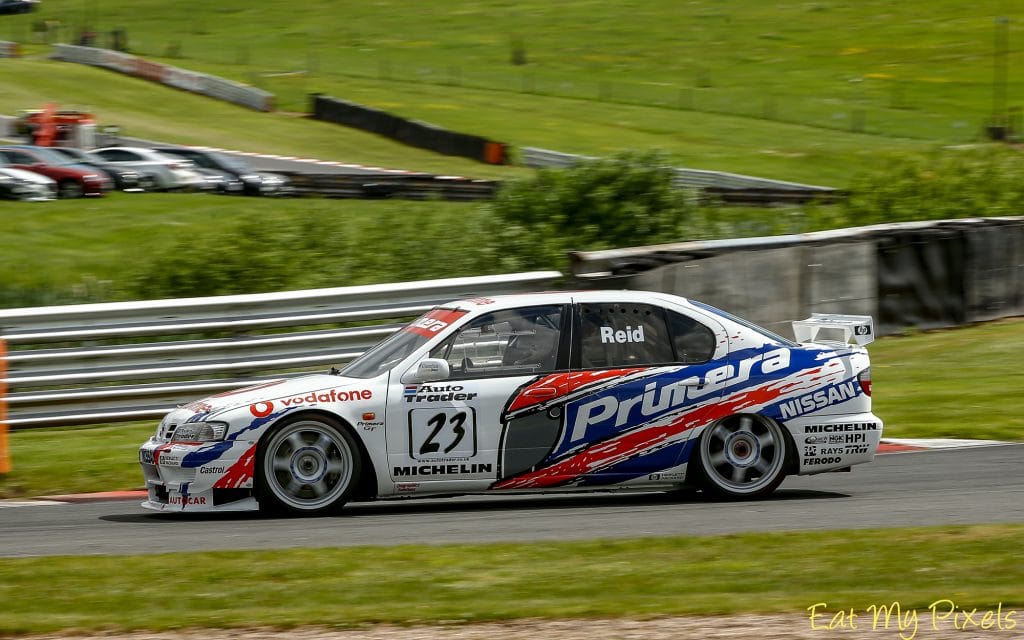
[51,44,273,112]
[0,340,9,473]
[571,217,1024,337]
[522,147,838,196]
[312,94,507,165]
[0,271,561,429]
[0,115,15,139]
[281,172,499,201]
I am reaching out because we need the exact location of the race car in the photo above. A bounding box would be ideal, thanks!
[139,290,882,514]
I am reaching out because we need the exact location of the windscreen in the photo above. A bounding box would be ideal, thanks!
[338,308,468,379]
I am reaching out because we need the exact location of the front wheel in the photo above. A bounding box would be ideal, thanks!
[58,180,84,199]
[256,416,362,515]
[691,414,788,499]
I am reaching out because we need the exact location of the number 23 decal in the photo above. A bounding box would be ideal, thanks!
[409,408,477,460]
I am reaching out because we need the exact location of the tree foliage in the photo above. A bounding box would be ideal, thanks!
[843,147,1024,224]
[490,150,697,270]
[110,146,1024,302]
[128,202,500,299]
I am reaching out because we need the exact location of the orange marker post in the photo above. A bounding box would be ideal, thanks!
[0,339,9,474]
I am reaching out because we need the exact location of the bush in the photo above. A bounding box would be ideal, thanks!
[843,146,1024,223]
[128,201,501,299]
[490,150,698,270]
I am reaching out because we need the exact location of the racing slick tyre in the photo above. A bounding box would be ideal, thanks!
[256,415,362,516]
[690,414,788,500]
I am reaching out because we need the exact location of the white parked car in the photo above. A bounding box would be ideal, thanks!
[139,291,883,514]
[0,166,57,201]
[90,147,206,191]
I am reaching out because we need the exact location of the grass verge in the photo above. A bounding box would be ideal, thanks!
[870,318,1024,442]
[0,193,483,307]
[1,318,1021,499]
[0,525,1021,633]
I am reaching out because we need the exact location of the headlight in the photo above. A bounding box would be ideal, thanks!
[171,421,228,442]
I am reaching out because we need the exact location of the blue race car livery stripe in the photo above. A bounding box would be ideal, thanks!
[493,347,857,490]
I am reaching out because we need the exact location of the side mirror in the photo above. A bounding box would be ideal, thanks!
[403,358,450,384]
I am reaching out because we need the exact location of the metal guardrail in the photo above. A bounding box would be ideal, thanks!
[522,147,838,195]
[0,41,19,58]
[282,173,499,201]
[0,271,563,428]
[52,44,274,112]
[567,218,1018,278]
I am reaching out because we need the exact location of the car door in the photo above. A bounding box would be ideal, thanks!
[384,304,569,495]
[493,301,730,490]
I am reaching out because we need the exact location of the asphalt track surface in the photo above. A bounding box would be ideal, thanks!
[123,136,423,177]
[0,444,1020,558]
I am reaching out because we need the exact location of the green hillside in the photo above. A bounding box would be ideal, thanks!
[4,0,1021,183]
[0,60,511,178]
[2,1,1023,308]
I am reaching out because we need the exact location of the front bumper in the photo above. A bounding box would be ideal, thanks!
[139,438,259,512]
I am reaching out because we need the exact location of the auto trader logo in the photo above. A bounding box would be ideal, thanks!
[403,384,477,403]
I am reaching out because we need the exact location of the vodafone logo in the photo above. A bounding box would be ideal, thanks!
[250,401,274,418]
[248,388,373,417]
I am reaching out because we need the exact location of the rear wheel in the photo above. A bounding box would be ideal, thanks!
[58,180,84,199]
[256,416,361,515]
[691,414,787,499]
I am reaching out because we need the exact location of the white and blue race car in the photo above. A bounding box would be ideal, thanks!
[139,290,882,514]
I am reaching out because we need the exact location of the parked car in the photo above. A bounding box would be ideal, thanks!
[90,147,206,192]
[0,146,112,198]
[188,165,246,194]
[154,146,292,196]
[139,291,882,514]
[48,147,152,192]
[0,0,38,14]
[0,166,57,201]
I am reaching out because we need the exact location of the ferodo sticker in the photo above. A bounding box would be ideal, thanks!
[404,309,468,338]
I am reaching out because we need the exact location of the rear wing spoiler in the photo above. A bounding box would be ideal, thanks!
[792,313,875,346]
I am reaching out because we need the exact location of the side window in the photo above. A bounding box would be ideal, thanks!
[577,303,675,369]
[667,311,716,364]
[99,149,131,162]
[6,151,33,164]
[430,305,565,378]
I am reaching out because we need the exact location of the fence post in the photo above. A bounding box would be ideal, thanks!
[0,339,9,474]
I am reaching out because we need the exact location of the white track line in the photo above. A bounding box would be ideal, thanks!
[882,437,1014,449]
[0,500,68,508]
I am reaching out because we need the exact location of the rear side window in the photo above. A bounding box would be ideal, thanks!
[4,151,34,164]
[667,311,716,364]
[97,149,137,162]
[577,303,675,369]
